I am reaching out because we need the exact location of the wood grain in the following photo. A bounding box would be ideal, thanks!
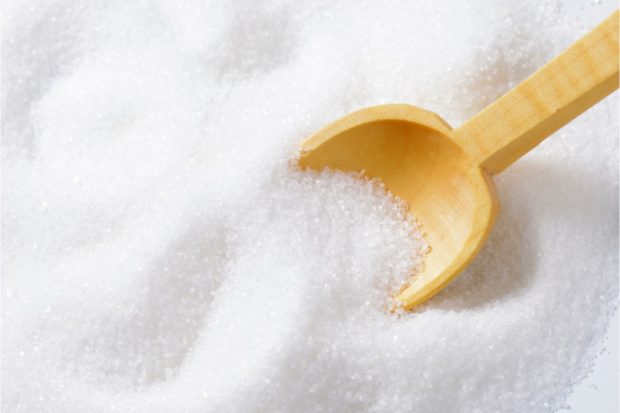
[454,10,619,175]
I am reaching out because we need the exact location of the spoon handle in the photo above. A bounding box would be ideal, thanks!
[453,10,619,175]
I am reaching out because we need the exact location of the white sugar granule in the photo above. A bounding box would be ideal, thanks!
[1,1,618,413]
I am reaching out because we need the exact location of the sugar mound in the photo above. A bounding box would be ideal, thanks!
[2,1,617,412]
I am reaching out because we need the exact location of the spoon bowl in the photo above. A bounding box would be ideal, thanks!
[299,105,498,308]
[299,11,618,310]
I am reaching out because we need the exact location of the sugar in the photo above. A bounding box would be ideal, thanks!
[2,1,617,413]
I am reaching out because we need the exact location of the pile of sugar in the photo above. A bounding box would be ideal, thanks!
[2,1,617,412]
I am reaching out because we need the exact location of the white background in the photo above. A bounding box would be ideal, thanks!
[565,312,618,412]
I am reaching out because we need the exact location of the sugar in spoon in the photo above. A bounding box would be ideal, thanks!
[299,11,619,310]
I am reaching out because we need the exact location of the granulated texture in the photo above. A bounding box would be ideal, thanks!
[2,1,618,412]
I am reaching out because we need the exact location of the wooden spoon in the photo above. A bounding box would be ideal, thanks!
[298,11,619,310]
